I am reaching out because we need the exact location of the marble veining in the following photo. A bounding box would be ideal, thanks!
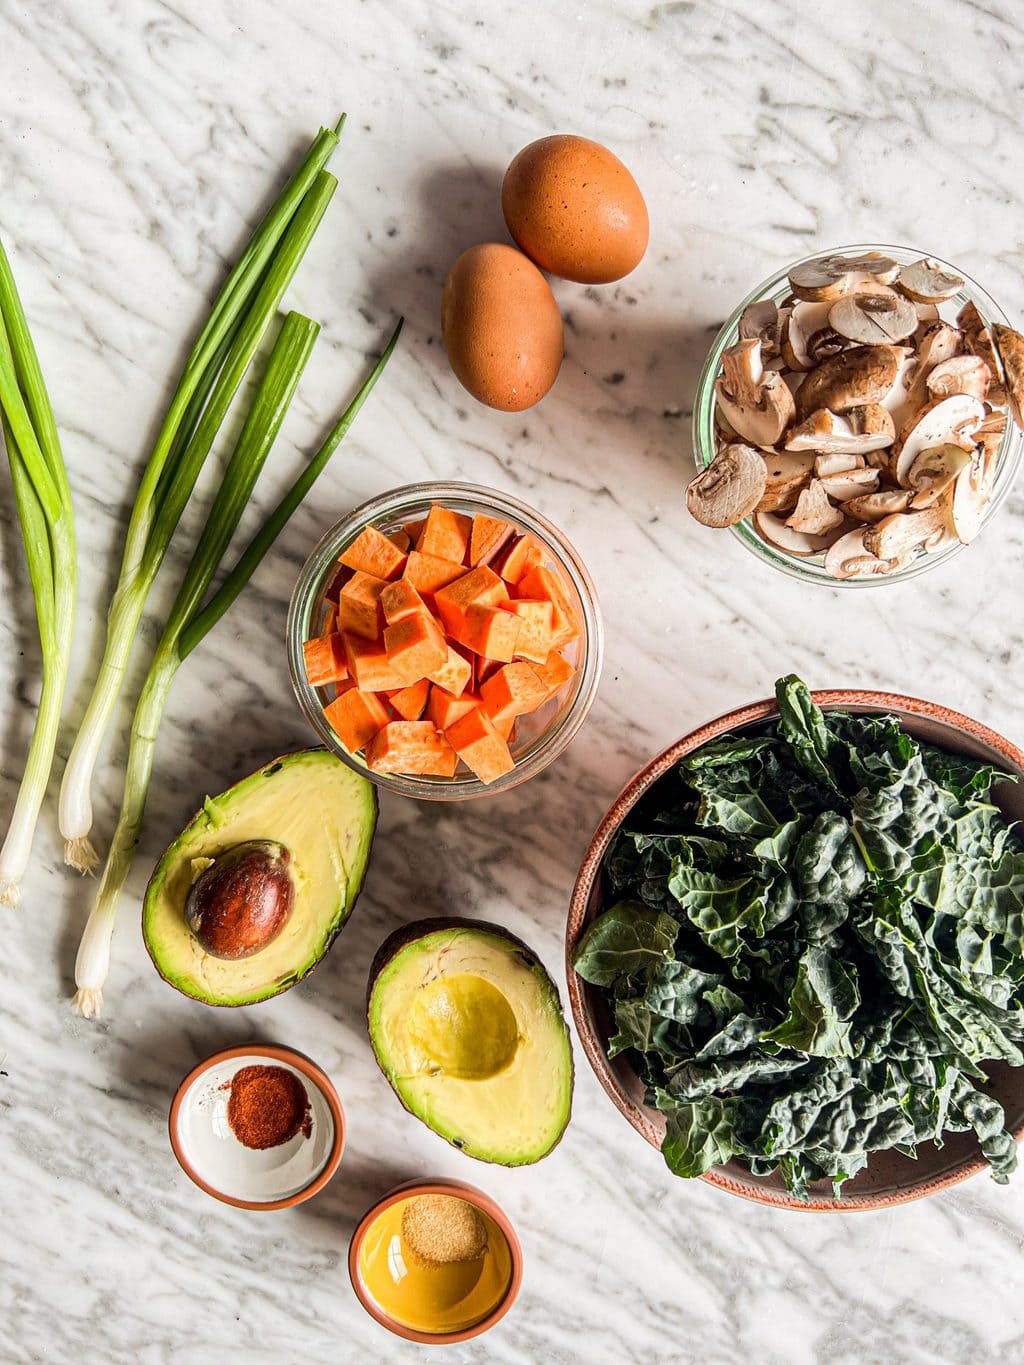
[2,1,1024,1361]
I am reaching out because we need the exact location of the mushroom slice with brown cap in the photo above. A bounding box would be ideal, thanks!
[785,404,894,455]
[686,443,767,528]
[738,300,782,362]
[714,339,796,447]
[754,510,842,556]
[958,301,1005,385]
[892,393,985,485]
[756,451,816,513]
[788,254,899,302]
[897,258,965,304]
[818,466,880,502]
[814,451,864,477]
[863,504,952,561]
[823,527,895,580]
[844,489,913,522]
[951,450,991,544]
[785,480,845,535]
[781,301,834,370]
[925,354,990,402]
[992,323,1024,432]
[906,443,972,508]
[902,323,963,413]
[795,344,901,417]
[828,287,918,346]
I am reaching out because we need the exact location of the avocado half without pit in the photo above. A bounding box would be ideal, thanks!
[367,918,573,1165]
[143,749,377,1006]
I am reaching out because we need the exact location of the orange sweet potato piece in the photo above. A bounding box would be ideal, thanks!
[325,563,352,602]
[469,513,514,567]
[384,610,448,683]
[302,633,349,687]
[381,579,427,623]
[386,678,431,722]
[445,708,515,784]
[336,572,388,640]
[529,650,575,700]
[518,564,580,648]
[388,527,411,553]
[492,713,516,743]
[339,525,407,580]
[403,550,467,598]
[416,506,473,563]
[427,686,480,731]
[323,687,389,753]
[426,643,473,698]
[434,566,509,636]
[343,634,409,692]
[454,605,520,662]
[499,598,554,663]
[366,721,458,777]
[403,517,426,544]
[480,661,549,724]
[496,533,543,585]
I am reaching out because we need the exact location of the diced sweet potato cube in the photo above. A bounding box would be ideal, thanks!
[492,713,516,743]
[321,603,338,635]
[495,533,543,584]
[325,563,352,602]
[434,566,509,636]
[445,708,515,784]
[384,610,448,683]
[499,598,554,663]
[403,550,467,598]
[426,643,473,698]
[388,678,430,721]
[388,528,411,553]
[366,721,458,777]
[303,633,349,687]
[343,634,409,691]
[518,564,580,648]
[339,525,407,580]
[403,517,426,544]
[475,656,504,686]
[480,662,550,724]
[454,605,520,662]
[416,506,473,563]
[336,572,388,640]
[323,687,389,753]
[469,513,514,567]
[381,579,427,623]
[427,686,480,731]
[529,650,575,701]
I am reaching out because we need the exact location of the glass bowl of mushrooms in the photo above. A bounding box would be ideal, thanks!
[689,244,1024,585]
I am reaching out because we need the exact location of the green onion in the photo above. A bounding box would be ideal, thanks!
[72,317,402,1017]
[59,125,343,873]
[0,240,77,906]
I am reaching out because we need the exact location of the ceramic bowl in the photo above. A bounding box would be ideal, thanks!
[169,1043,345,1210]
[566,689,1024,1211]
[348,1177,523,1343]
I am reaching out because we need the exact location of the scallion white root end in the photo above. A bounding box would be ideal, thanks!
[64,836,99,874]
[71,987,103,1019]
[0,878,21,908]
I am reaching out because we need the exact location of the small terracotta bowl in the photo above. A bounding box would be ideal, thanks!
[567,689,1024,1211]
[169,1043,345,1210]
[348,1177,523,1344]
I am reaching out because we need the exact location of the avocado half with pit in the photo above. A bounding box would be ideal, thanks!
[143,749,376,1006]
[367,918,573,1165]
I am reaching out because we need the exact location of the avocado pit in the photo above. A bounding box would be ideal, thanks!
[185,839,295,960]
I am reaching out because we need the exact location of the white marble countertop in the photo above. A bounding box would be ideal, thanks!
[3,1,1024,1361]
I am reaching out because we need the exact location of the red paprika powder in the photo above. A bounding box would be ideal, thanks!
[224,1064,312,1149]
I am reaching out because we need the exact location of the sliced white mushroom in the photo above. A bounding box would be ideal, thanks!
[992,323,1024,432]
[785,480,846,535]
[823,527,895,580]
[795,344,901,417]
[686,444,768,528]
[843,489,913,522]
[738,300,782,362]
[788,254,899,303]
[896,258,965,304]
[785,404,894,455]
[892,393,985,485]
[714,339,796,447]
[906,443,972,508]
[863,504,953,561]
[924,354,991,402]
[879,351,920,432]
[958,301,1005,386]
[818,466,880,502]
[781,301,833,370]
[756,451,816,513]
[951,450,990,544]
[902,323,963,413]
[974,408,1007,476]
[828,286,918,345]
[814,451,864,477]
[754,510,841,556]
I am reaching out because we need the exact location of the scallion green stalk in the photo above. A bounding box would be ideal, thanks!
[72,317,402,1017]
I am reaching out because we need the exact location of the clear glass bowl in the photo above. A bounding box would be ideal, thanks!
[286,481,603,800]
[691,242,1024,587]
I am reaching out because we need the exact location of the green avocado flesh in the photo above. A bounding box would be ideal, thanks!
[368,923,573,1165]
[143,749,376,1006]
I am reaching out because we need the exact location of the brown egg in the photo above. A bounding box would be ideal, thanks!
[502,135,649,285]
[441,243,564,411]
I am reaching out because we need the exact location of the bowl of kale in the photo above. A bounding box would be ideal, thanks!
[567,676,1024,1209]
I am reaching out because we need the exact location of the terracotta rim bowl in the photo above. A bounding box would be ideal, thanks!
[169,1043,346,1210]
[348,1177,524,1343]
[566,689,1024,1211]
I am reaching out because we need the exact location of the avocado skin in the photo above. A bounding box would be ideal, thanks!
[366,916,575,1164]
[143,748,377,1007]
